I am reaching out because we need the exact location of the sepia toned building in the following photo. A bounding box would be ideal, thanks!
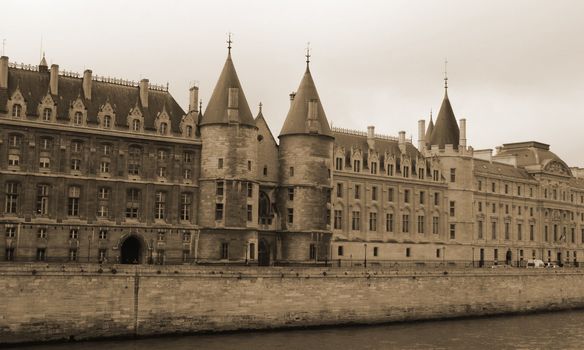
[1,47,584,266]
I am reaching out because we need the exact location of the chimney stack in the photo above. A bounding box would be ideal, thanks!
[289,92,296,106]
[398,130,406,154]
[189,85,199,113]
[0,56,7,89]
[367,126,375,150]
[418,119,425,150]
[460,118,467,148]
[50,64,59,95]
[82,69,92,100]
[139,79,149,108]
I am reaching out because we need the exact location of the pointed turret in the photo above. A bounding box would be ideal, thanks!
[429,75,459,149]
[279,60,332,138]
[425,112,434,145]
[201,50,255,127]
[39,53,48,73]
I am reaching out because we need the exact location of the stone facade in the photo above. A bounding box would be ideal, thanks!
[1,50,584,266]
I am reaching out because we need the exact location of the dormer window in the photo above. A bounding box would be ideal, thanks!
[12,104,22,118]
[353,159,361,172]
[104,115,111,128]
[370,162,377,175]
[132,119,141,131]
[73,112,83,125]
[186,125,193,137]
[159,122,168,135]
[43,108,52,121]
[335,157,343,171]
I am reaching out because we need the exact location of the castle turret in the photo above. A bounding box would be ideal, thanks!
[425,111,434,148]
[278,52,333,263]
[197,42,259,263]
[429,77,459,149]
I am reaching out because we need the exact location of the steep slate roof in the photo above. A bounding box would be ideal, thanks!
[4,67,185,132]
[333,130,422,169]
[279,65,332,138]
[429,90,459,149]
[496,142,569,169]
[255,106,278,146]
[201,52,255,127]
[473,158,533,181]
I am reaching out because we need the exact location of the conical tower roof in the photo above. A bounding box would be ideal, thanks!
[39,54,48,67]
[201,51,255,127]
[425,113,434,145]
[279,64,332,138]
[429,89,459,149]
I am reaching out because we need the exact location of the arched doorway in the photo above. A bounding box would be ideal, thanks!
[258,239,270,266]
[121,236,142,264]
[505,250,512,265]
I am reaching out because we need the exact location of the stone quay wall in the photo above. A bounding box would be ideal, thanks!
[2,263,584,344]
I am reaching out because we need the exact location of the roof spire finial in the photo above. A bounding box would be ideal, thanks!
[199,99,203,112]
[227,32,233,54]
[259,101,263,113]
[305,42,311,67]
[444,58,448,91]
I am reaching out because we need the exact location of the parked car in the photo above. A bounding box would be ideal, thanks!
[526,259,545,268]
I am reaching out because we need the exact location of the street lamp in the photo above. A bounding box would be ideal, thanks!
[364,243,367,268]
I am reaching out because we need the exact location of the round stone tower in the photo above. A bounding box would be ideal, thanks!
[277,59,334,263]
[197,47,259,262]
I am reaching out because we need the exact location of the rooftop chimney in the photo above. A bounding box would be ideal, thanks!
[398,130,406,154]
[367,126,375,150]
[418,120,425,150]
[460,118,467,148]
[82,69,92,100]
[0,56,7,89]
[189,85,199,113]
[50,64,59,95]
[139,79,149,108]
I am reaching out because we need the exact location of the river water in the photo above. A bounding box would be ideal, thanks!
[9,310,584,350]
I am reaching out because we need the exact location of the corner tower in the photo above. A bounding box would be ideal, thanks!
[197,43,259,263]
[278,52,334,263]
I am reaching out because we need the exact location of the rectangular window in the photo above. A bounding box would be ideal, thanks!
[289,167,294,177]
[99,230,107,240]
[436,249,441,258]
[288,187,294,201]
[449,201,455,216]
[97,204,109,218]
[335,157,343,171]
[530,225,535,241]
[181,193,192,221]
[287,208,294,224]
[70,159,81,171]
[183,152,193,163]
[99,249,108,262]
[494,248,499,262]
[99,161,110,173]
[218,158,224,169]
[417,215,425,234]
[373,247,378,257]
[434,192,439,206]
[154,191,166,220]
[39,157,50,169]
[36,184,50,215]
[5,227,16,238]
[352,211,361,230]
[337,246,344,256]
[36,248,46,262]
[545,225,549,242]
[249,243,255,260]
[406,247,411,257]
[5,182,19,214]
[309,244,316,260]
[419,191,425,205]
[5,248,15,261]
[449,224,456,239]
[336,183,343,198]
[69,229,78,239]
[353,159,360,172]
[247,160,252,171]
[386,213,394,232]
[372,186,378,201]
[182,168,192,179]
[215,203,224,221]
[126,189,141,218]
[69,249,78,262]
[247,183,253,198]
[492,221,497,239]
[182,231,191,242]
[403,166,409,178]
[369,212,377,231]
[247,205,253,222]
[402,214,410,233]
[334,210,343,229]
[157,167,167,178]
[492,182,496,192]
[478,201,483,212]
[354,185,361,199]
[388,188,394,202]
[371,162,377,174]
[128,147,142,175]
[387,164,394,176]
[504,184,508,194]
[216,181,224,196]
[478,180,482,191]
[38,228,47,238]
[450,168,456,182]
[505,222,510,240]
[68,186,80,216]
[7,154,19,166]
[404,190,410,203]
[221,242,229,260]
[478,221,483,239]
[432,216,439,234]
[517,224,522,240]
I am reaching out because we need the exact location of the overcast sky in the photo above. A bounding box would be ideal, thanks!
[3,0,584,165]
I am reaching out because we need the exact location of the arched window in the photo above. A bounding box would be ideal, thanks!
[159,122,168,135]
[43,108,52,121]
[186,125,193,137]
[259,191,272,225]
[132,119,140,131]
[74,112,83,125]
[104,115,111,128]
[12,104,22,118]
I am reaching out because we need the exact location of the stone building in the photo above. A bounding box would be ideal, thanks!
[1,47,583,266]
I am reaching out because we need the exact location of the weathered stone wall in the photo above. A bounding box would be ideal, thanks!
[3,264,584,345]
